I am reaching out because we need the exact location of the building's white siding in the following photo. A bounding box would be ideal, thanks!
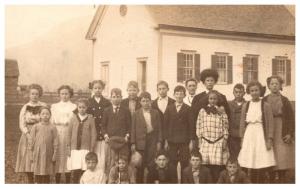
[93,5,159,97]
[161,33,295,100]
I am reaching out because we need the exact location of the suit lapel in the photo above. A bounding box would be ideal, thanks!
[138,109,147,130]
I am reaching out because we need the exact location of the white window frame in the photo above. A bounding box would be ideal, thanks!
[100,61,109,97]
[245,55,259,82]
[274,57,288,86]
[181,50,196,82]
[215,52,229,84]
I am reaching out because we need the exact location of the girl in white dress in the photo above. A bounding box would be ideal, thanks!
[238,81,275,183]
[51,85,77,183]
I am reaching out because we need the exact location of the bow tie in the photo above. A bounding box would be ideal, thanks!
[204,106,218,115]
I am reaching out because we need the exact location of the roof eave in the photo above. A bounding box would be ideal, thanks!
[158,24,295,41]
[85,5,107,40]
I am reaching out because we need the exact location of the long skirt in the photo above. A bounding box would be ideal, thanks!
[273,117,295,170]
[15,125,34,173]
[55,124,70,173]
[238,122,275,169]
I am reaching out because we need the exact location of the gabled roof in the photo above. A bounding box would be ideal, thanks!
[86,5,295,40]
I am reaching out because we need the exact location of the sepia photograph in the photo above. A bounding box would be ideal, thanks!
[4,2,295,184]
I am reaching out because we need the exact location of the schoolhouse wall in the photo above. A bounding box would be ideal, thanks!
[93,5,160,97]
[161,33,295,101]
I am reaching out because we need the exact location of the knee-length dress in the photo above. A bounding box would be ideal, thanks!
[238,100,275,169]
[266,94,295,170]
[196,107,229,165]
[15,101,46,173]
[31,122,58,175]
[51,101,76,173]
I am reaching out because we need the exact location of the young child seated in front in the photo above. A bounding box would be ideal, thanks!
[147,150,177,184]
[217,158,250,184]
[182,151,212,184]
[80,152,106,184]
[108,155,136,184]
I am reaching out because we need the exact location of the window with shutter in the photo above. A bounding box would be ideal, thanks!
[243,55,259,84]
[272,57,291,86]
[212,53,231,84]
[177,51,199,83]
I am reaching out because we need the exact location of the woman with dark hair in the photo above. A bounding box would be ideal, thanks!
[51,85,77,183]
[263,76,295,183]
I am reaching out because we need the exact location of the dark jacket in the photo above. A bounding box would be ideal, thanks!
[263,95,295,138]
[87,96,111,140]
[182,165,212,184]
[147,164,177,184]
[228,99,246,138]
[121,97,141,113]
[101,105,131,137]
[164,103,195,143]
[217,169,250,184]
[192,91,230,128]
[152,97,175,139]
[131,108,162,151]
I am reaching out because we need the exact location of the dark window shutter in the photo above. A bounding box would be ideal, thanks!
[243,57,248,84]
[272,58,277,76]
[194,54,200,81]
[211,55,217,70]
[177,53,185,82]
[253,57,258,81]
[227,56,233,84]
[286,59,291,86]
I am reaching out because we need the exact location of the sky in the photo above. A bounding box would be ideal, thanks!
[5,5,97,49]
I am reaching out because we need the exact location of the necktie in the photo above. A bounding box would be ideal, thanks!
[114,107,119,114]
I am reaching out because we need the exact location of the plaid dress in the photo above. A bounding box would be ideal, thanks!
[196,107,229,165]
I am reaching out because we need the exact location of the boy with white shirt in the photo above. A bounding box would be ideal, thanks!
[183,78,198,106]
[151,81,175,142]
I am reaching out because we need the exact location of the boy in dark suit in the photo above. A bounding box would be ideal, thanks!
[121,81,141,116]
[151,81,175,141]
[182,151,212,184]
[87,80,111,171]
[102,88,131,175]
[131,92,162,183]
[147,150,177,184]
[164,85,195,182]
[228,84,246,160]
[217,158,250,184]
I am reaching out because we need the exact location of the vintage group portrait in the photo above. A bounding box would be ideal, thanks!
[4,4,295,184]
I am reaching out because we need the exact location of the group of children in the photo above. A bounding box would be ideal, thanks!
[14,68,295,184]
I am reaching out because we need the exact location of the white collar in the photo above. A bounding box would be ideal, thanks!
[94,96,101,103]
[205,89,210,94]
[159,96,168,101]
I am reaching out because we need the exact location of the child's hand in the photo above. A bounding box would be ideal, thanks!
[189,140,194,152]
[222,139,227,150]
[124,134,129,142]
[283,134,292,144]
[104,134,109,143]
[131,144,136,153]
[52,153,56,162]
[156,142,162,151]
[67,146,71,156]
[266,139,273,150]
[164,140,169,151]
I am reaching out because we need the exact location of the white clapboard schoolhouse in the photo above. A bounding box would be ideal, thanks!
[86,5,295,100]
